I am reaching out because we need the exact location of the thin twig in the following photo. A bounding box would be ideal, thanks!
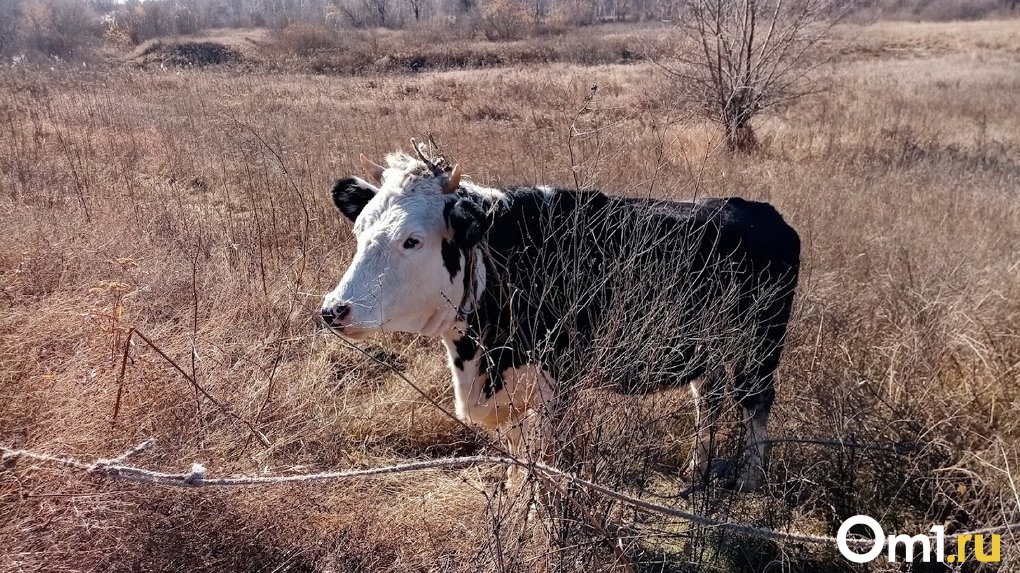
[111,326,135,426]
[112,328,271,448]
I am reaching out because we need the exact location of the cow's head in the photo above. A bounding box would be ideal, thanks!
[321,151,492,338]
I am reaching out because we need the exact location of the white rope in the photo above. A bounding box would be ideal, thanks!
[3,440,1019,548]
[1,442,510,487]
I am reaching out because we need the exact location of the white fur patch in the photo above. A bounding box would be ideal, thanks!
[441,328,555,430]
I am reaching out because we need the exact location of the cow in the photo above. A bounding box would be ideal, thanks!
[321,148,800,492]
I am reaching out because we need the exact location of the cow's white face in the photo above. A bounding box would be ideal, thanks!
[321,152,491,339]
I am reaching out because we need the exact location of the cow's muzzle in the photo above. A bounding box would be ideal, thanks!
[320,302,352,329]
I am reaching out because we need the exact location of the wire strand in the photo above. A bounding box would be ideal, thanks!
[4,440,1018,549]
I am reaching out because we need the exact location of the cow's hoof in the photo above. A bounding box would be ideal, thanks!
[712,459,735,480]
[684,459,764,494]
[689,457,730,482]
[680,459,733,498]
[724,463,764,492]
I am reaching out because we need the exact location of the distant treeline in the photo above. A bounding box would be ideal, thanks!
[0,0,1016,60]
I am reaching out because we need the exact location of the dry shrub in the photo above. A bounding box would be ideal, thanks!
[404,14,480,43]
[548,0,596,27]
[275,22,337,55]
[106,23,668,75]
[119,1,202,45]
[136,40,241,67]
[665,0,842,153]
[480,0,534,40]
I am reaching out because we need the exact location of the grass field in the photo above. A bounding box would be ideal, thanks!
[1,18,1019,572]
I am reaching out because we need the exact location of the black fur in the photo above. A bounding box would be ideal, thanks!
[459,187,800,414]
[332,177,377,222]
[451,333,478,371]
[440,239,460,282]
[446,197,491,247]
[483,370,505,399]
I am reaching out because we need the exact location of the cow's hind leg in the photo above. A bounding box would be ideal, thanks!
[731,363,774,492]
[727,273,795,492]
[730,314,789,491]
[689,364,727,484]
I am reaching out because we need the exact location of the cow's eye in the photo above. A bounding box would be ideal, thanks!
[402,237,421,250]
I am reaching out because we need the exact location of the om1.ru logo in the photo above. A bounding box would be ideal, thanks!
[837,515,1001,564]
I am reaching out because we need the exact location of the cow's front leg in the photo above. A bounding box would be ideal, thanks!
[689,365,726,484]
[501,364,557,454]
[494,364,557,492]
[501,408,551,491]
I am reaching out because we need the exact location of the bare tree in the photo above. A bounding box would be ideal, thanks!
[407,0,422,20]
[0,0,22,55]
[662,0,842,152]
[366,0,387,25]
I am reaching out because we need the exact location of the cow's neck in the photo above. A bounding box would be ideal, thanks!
[437,238,513,427]
[437,240,490,416]
[440,322,479,419]
[458,242,486,318]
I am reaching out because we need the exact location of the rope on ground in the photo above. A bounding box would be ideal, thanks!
[3,440,1018,548]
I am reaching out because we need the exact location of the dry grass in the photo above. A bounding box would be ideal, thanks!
[2,18,1019,572]
[834,18,1020,60]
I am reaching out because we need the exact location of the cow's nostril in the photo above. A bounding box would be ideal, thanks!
[320,307,337,325]
[321,303,352,327]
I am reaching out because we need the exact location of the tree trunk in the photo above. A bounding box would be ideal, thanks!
[722,100,759,153]
[724,118,758,153]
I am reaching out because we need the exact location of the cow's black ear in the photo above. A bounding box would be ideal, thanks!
[331,177,378,222]
[447,198,491,247]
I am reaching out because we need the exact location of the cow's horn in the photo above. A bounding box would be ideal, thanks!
[443,164,461,194]
[360,154,385,183]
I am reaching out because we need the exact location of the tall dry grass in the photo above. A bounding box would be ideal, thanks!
[1,19,1019,572]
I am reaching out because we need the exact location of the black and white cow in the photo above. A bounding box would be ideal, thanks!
[321,150,800,491]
